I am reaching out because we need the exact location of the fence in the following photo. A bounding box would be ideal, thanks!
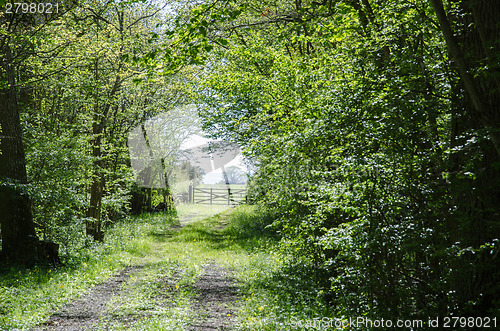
[189,186,247,205]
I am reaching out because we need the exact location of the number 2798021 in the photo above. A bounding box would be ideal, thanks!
[5,2,59,14]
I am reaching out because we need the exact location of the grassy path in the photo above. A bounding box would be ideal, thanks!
[1,205,332,330]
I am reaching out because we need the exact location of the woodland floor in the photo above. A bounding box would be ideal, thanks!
[33,210,240,331]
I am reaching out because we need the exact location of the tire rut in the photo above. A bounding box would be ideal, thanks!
[34,266,142,331]
[189,261,239,330]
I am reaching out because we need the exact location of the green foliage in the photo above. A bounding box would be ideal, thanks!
[193,0,500,320]
[2,0,500,325]
[8,0,197,249]
[159,1,242,72]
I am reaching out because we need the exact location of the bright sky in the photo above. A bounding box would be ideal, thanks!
[180,134,246,184]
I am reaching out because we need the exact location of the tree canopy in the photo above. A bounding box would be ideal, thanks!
[188,0,500,318]
[1,0,499,321]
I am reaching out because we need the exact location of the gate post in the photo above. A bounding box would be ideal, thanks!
[210,188,213,205]
[188,184,192,204]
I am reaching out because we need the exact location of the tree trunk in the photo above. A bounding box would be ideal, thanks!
[86,111,105,241]
[428,0,500,158]
[430,0,500,313]
[0,44,40,264]
[161,159,174,211]
[85,57,121,241]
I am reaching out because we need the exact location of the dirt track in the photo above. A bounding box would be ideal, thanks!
[34,212,239,331]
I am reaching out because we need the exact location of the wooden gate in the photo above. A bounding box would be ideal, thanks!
[189,186,247,205]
